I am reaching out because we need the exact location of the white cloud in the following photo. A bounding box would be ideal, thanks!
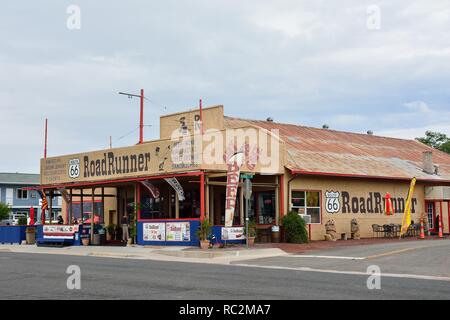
[403,101,432,113]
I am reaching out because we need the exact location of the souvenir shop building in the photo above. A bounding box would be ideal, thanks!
[38,105,450,244]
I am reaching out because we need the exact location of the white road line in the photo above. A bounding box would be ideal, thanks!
[233,263,450,282]
[288,255,365,260]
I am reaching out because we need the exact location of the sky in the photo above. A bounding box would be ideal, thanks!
[1,1,450,173]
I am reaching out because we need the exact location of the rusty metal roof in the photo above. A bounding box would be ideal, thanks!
[224,116,450,183]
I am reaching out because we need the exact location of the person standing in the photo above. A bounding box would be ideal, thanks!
[121,214,129,243]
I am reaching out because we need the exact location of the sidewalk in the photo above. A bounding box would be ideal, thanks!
[256,235,450,254]
[0,243,287,265]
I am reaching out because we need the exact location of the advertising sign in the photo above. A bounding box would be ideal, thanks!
[224,151,244,227]
[221,227,245,240]
[142,222,165,241]
[166,222,190,242]
[43,225,79,239]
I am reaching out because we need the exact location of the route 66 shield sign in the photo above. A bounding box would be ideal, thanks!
[68,158,80,179]
[325,191,341,213]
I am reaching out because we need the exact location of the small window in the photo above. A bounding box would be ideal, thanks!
[16,189,28,200]
[291,190,321,224]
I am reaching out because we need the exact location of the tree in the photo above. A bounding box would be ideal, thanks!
[416,131,450,154]
[282,211,308,244]
[0,202,11,221]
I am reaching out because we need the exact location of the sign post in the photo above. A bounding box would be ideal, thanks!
[243,178,252,249]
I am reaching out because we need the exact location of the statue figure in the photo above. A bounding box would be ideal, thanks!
[351,218,360,240]
[324,219,337,241]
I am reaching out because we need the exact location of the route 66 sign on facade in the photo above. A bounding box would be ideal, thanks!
[68,158,80,179]
[325,191,341,213]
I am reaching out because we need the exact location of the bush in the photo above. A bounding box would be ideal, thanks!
[17,217,28,226]
[282,211,308,243]
[245,219,257,238]
[0,202,10,221]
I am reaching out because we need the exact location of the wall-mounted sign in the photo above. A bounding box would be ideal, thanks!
[143,222,165,241]
[325,190,418,214]
[166,222,190,242]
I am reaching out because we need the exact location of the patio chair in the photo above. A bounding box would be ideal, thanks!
[371,224,384,238]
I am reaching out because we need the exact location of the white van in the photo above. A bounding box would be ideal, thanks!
[0,213,27,226]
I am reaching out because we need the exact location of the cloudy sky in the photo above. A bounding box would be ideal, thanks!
[1,1,450,173]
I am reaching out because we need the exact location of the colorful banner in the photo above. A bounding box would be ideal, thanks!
[58,188,71,204]
[38,190,48,211]
[164,177,185,201]
[43,225,79,239]
[140,180,160,198]
[400,177,417,236]
[143,222,165,241]
[224,151,244,227]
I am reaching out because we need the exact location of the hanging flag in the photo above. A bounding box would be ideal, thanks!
[141,180,160,198]
[164,177,185,201]
[58,188,71,204]
[400,177,417,236]
[384,193,393,215]
[38,190,49,211]
[224,151,244,227]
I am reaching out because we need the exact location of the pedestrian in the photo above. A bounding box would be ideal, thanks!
[121,214,129,243]
[57,215,64,225]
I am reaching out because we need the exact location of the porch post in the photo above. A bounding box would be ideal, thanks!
[90,188,95,243]
[49,190,53,224]
[210,186,215,224]
[239,177,244,225]
[200,172,205,221]
[275,176,280,225]
[175,193,179,219]
[205,176,210,222]
[69,188,73,224]
[80,189,84,224]
[136,183,141,221]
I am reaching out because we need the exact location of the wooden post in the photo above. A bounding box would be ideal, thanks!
[101,187,105,224]
[90,188,95,243]
[240,178,244,225]
[49,190,53,224]
[80,189,84,224]
[175,193,179,219]
[275,176,280,225]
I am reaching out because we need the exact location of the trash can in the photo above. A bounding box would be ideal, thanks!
[93,233,101,245]
[271,225,280,243]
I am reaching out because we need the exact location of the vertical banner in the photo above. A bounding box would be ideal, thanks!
[58,188,71,204]
[400,177,417,236]
[224,151,244,227]
[140,180,161,198]
[164,177,185,201]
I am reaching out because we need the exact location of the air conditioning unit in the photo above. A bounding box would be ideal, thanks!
[299,214,311,224]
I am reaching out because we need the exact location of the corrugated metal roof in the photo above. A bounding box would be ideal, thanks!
[224,116,450,182]
[0,173,40,185]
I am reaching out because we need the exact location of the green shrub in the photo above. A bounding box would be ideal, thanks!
[0,202,10,221]
[245,219,257,237]
[282,211,308,243]
[17,217,28,225]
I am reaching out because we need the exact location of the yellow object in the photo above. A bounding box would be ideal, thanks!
[400,177,417,236]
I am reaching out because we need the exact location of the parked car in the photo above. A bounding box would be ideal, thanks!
[0,214,27,226]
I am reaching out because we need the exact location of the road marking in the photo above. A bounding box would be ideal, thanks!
[289,255,365,260]
[232,263,450,282]
[365,246,427,260]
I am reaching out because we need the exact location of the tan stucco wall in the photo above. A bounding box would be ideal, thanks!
[286,174,425,240]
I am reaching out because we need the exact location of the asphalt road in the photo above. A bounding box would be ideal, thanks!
[1,250,449,299]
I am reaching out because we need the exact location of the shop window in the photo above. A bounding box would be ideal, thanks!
[257,192,276,225]
[140,196,167,219]
[291,190,321,224]
[16,189,28,199]
[72,201,104,224]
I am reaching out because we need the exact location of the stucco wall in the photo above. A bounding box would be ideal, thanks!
[286,174,425,240]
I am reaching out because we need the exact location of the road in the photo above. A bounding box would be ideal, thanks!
[1,240,450,300]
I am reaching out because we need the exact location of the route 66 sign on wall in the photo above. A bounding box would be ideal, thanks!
[68,158,80,179]
[325,191,341,213]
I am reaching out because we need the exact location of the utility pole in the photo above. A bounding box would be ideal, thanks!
[118,89,145,144]
[44,118,48,158]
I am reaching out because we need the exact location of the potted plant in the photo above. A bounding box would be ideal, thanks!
[246,220,257,246]
[128,224,137,245]
[106,224,116,241]
[25,227,36,245]
[196,218,212,249]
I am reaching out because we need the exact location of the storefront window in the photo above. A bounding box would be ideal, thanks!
[140,196,166,219]
[291,191,321,224]
[257,192,276,225]
[72,201,104,224]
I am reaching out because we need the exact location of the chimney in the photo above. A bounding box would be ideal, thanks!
[423,151,434,174]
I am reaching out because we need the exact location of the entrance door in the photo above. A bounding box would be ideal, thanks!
[425,201,436,232]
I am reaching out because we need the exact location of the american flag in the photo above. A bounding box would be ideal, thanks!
[38,190,48,211]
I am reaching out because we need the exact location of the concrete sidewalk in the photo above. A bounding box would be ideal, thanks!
[0,243,287,265]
